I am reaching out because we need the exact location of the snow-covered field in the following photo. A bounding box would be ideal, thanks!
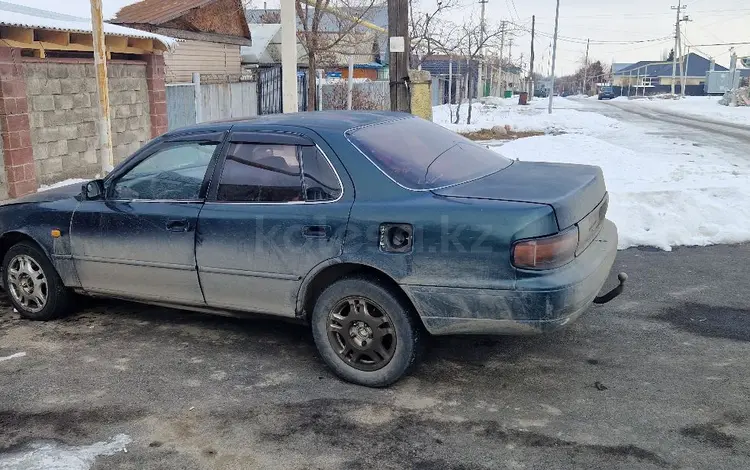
[434,97,620,135]
[435,98,750,251]
[617,96,750,127]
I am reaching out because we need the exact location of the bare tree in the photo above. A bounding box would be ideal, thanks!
[450,18,505,124]
[409,0,459,68]
[296,0,381,110]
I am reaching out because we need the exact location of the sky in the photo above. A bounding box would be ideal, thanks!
[454,0,750,75]
[10,0,750,76]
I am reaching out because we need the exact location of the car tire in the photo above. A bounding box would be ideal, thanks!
[2,241,72,321]
[311,277,424,387]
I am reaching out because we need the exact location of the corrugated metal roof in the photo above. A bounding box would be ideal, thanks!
[112,0,215,25]
[0,0,176,47]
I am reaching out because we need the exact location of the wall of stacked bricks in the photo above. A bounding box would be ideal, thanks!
[0,48,33,199]
[23,60,151,185]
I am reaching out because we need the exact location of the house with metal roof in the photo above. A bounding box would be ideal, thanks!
[245,4,388,70]
[112,0,252,83]
[611,53,746,96]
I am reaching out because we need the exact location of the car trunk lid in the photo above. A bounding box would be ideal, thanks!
[432,160,606,230]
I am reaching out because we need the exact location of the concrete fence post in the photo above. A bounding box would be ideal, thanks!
[193,72,202,123]
[408,69,433,121]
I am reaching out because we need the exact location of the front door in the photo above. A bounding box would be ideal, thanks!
[71,136,222,304]
[196,131,353,316]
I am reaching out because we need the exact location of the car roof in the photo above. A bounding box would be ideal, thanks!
[164,110,411,137]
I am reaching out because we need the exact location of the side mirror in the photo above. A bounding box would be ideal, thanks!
[82,180,105,200]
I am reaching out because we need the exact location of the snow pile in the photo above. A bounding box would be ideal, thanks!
[493,132,750,251]
[719,87,750,107]
[629,96,750,127]
[433,97,620,135]
[37,178,89,192]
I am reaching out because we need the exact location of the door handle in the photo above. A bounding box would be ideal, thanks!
[302,225,330,238]
[166,219,190,232]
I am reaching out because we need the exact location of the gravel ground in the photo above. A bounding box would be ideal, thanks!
[1,244,749,469]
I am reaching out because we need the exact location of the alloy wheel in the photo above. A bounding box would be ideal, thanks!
[326,296,397,371]
[7,254,48,313]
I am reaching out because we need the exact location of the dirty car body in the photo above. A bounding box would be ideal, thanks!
[0,111,622,385]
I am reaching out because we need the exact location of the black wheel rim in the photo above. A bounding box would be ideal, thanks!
[326,296,397,371]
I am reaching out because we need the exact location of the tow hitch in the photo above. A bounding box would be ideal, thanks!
[593,272,628,304]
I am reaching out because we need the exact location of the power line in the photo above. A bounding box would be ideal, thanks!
[508,0,520,21]
[684,41,750,47]
[531,8,750,20]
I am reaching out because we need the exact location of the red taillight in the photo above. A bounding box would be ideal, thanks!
[511,227,579,270]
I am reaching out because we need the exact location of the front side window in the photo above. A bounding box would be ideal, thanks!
[217,143,303,202]
[111,142,217,200]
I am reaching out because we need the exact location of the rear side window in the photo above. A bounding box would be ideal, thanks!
[217,143,303,202]
[302,148,342,201]
[347,117,512,190]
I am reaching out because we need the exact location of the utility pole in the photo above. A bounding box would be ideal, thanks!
[729,48,738,106]
[90,0,113,174]
[388,0,410,112]
[670,1,686,95]
[679,14,691,97]
[280,0,297,112]
[528,15,535,98]
[682,45,690,97]
[507,38,514,64]
[582,38,589,95]
[499,21,506,95]
[548,0,560,114]
[478,0,488,97]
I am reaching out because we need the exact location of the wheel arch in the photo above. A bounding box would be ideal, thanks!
[297,261,424,326]
[0,231,50,266]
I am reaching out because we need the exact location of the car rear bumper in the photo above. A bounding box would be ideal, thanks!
[405,220,619,335]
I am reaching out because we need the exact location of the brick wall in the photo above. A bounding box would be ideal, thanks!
[23,59,151,185]
[0,117,7,200]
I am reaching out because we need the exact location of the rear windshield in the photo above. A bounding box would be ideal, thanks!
[346,117,512,190]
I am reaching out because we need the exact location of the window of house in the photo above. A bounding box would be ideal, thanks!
[217,143,303,202]
[111,142,216,200]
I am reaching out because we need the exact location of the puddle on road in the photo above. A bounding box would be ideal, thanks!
[0,434,131,470]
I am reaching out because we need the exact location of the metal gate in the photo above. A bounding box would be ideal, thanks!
[257,66,308,114]
[166,83,197,131]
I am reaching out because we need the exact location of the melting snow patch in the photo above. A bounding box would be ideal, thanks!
[0,352,26,362]
[37,179,89,193]
[0,434,132,470]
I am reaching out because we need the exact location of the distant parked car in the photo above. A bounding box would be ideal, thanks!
[598,86,616,100]
[0,112,625,387]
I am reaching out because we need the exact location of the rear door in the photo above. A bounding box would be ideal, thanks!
[196,130,353,316]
